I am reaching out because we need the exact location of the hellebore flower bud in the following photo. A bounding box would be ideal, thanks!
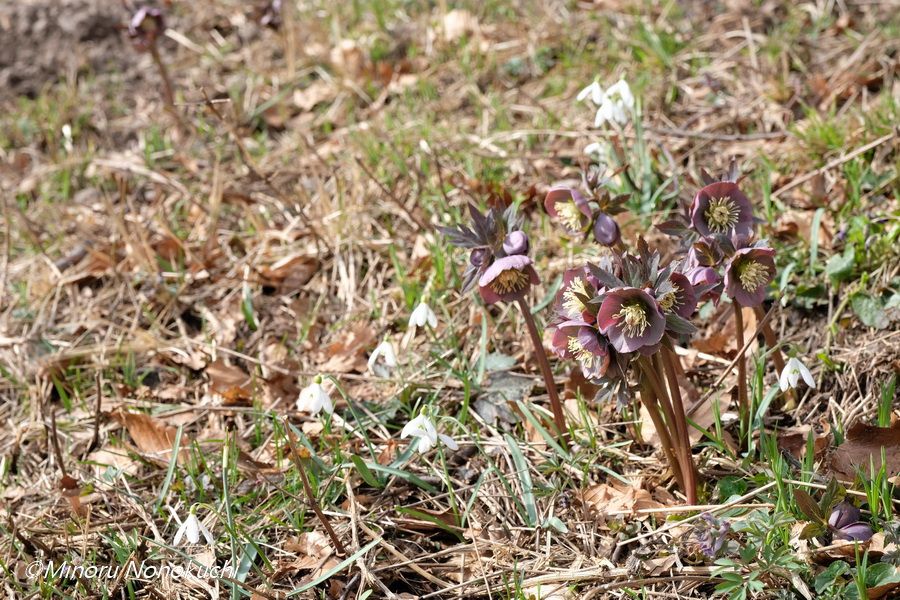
[502,231,529,256]
[469,248,490,267]
[592,212,620,246]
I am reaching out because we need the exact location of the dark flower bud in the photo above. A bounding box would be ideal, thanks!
[129,6,165,52]
[592,212,620,246]
[502,231,529,256]
[469,248,490,267]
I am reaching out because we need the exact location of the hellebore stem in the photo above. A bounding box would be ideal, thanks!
[732,303,750,437]
[637,377,685,493]
[149,43,176,113]
[660,348,698,504]
[517,297,568,444]
[640,356,692,499]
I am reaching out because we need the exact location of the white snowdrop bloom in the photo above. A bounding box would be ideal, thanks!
[576,81,604,105]
[605,79,634,109]
[408,303,438,331]
[297,377,333,415]
[368,340,398,373]
[583,141,608,161]
[172,508,214,546]
[401,414,458,454]
[779,357,816,392]
[593,79,634,127]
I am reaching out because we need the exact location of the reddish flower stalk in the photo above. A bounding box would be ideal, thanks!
[733,303,749,432]
[659,348,697,504]
[637,377,685,492]
[518,298,568,442]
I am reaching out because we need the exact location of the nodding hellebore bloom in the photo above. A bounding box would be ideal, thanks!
[724,246,776,307]
[597,287,666,354]
[686,266,722,304]
[128,6,165,51]
[552,322,611,379]
[478,253,540,305]
[690,181,754,238]
[657,272,698,319]
[556,267,599,323]
[544,186,593,234]
[829,501,874,542]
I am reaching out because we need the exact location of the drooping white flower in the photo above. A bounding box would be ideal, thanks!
[368,340,398,373]
[172,507,214,546]
[297,376,333,415]
[401,413,458,454]
[576,81,604,105]
[593,79,634,127]
[584,141,608,161]
[779,357,816,392]
[408,303,438,331]
[605,79,634,109]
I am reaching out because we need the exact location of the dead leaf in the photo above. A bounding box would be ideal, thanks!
[110,409,190,466]
[579,480,664,524]
[694,305,757,356]
[293,82,335,112]
[273,531,338,582]
[830,421,900,482]
[206,358,252,403]
[258,255,320,292]
[318,323,375,373]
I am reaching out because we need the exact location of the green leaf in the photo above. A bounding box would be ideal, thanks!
[717,476,747,500]
[350,455,383,489]
[825,247,855,283]
[815,560,849,593]
[505,434,537,527]
[794,488,824,522]
[851,293,889,329]
[541,516,568,534]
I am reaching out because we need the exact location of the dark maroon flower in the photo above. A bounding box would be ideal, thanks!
[551,321,610,379]
[478,254,540,305]
[556,267,599,323]
[828,501,873,542]
[724,247,775,307]
[690,181,753,237]
[592,212,620,246]
[597,287,665,354]
[544,186,593,234]
[658,272,697,319]
[502,231,529,256]
[128,6,165,52]
[687,266,722,304]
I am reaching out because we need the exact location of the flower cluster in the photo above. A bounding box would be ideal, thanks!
[577,79,634,128]
[439,204,539,305]
[544,168,629,247]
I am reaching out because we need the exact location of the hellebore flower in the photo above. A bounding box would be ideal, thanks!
[368,340,398,373]
[568,325,612,379]
[502,230,529,256]
[545,186,593,234]
[128,6,166,51]
[657,272,698,319]
[597,287,666,354]
[829,501,874,542]
[724,247,776,307]
[478,254,540,305]
[690,181,754,237]
[171,506,215,546]
[556,268,598,322]
[401,413,458,454]
[297,376,333,415]
[687,266,723,304]
[409,303,438,331]
[779,357,816,392]
[593,212,620,246]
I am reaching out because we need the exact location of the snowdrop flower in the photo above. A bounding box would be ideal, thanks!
[408,302,438,331]
[593,79,634,127]
[297,375,333,415]
[172,507,214,546]
[605,79,634,109]
[779,357,816,392]
[368,340,398,373]
[584,141,608,162]
[576,81,604,105]
[401,413,458,454]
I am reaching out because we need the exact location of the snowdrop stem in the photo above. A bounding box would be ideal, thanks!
[733,303,750,437]
[752,306,794,405]
[517,298,568,445]
[283,420,346,556]
[437,449,460,517]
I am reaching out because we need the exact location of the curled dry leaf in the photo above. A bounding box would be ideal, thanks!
[273,531,338,582]
[579,480,664,525]
[830,421,900,483]
[110,408,191,466]
[258,255,320,292]
[318,323,375,373]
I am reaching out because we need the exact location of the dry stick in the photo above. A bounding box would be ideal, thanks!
[87,373,103,456]
[638,380,685,493]
[283,421,346,556]
[638,358,689,496]
[660,348,698,504]
[516,298,567,444]
[732,303,749,436]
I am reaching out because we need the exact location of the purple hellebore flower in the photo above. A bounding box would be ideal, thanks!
[556,267,599,323]
[544,186,593,234]
[829,501,873,542]
[724,247,776,307]
[658,272,698,319]
[592,212,620,246]
[469,247,490,267]
[551,321,611,379]
[129,6,165,51]
[597,287,666,355]
[477,254,540,305]
[687,266,723,304]
[502,231,529,256]
[690,181,754,237]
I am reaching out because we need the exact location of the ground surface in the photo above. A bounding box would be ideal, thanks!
[1,1,900,599]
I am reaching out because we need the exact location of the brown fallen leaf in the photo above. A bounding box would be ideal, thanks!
[579,479,664,524]
[830,421,900,482]
[318,323,375,373]
[273,531,338,582]
[206,358,253,404]
[258,255,320,292]
[110,409,190,466]
[778,425,830,461]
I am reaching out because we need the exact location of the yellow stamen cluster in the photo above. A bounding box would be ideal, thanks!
[562,277,589,318]
[556,202,584,231]
[614,300,650,337]
[567,337,594,363]
[704,196,740,232]
[490,268,530,294]
[658,285,682,313]
[737,260,769,291]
